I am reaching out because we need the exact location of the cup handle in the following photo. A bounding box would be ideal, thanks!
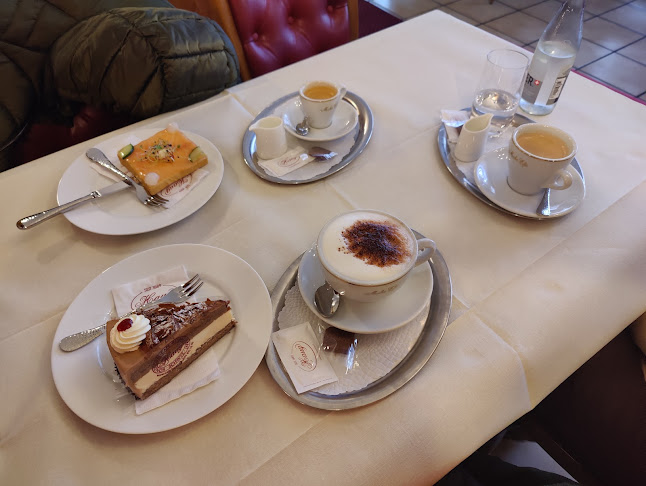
[414,238,436,266]
[338,86,347,100]
[544,169,573,191]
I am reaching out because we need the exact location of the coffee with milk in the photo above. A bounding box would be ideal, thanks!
[318,211,417,285]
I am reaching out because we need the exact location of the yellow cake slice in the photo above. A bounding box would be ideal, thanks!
[118,124,208,195]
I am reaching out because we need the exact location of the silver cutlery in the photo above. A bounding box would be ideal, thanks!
[16,181,130,230]
[537,188,551,217]
[58,274,203,352]
[295,117,310,136]
[85,148,168,207]
[314,282,341,318]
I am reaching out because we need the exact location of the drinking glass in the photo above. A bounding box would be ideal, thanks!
[471,49,529,132]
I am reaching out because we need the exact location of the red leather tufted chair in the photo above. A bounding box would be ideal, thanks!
[171,0,358,80]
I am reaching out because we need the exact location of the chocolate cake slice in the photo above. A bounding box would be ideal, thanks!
[106,299,235,400]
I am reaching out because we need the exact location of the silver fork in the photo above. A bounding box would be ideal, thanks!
[59,274,203,352]
[85,148,169,207]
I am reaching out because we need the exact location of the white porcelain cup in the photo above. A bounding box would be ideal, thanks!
[299,81,347,129]
[317,209,436,303]
[507,124,576,196]
[250,116,287,159]
[453,113,493,162]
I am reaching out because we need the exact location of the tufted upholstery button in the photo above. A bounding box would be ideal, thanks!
[227,0,352,78]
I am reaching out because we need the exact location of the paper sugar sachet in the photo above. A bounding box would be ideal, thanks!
[272,322,338,393]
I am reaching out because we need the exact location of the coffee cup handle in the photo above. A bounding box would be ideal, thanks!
[415,238,436,266]
[543,169,573,191]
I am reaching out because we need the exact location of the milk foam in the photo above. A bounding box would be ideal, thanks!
[318,211,416,284]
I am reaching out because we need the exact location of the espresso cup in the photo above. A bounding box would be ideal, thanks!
[299,81,347,129]
[507,124,576,196]
[317,209,436,303]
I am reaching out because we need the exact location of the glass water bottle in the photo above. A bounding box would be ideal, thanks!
[519,0,585,115]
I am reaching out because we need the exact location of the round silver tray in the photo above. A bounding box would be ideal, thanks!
[264,233,452,410]
[242,91,373,184]
[437,110,584,219]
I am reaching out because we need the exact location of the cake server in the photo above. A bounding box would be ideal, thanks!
[58,274,203,352]
[16,181,130,230]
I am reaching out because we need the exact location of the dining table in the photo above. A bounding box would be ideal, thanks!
[2,9,646,485]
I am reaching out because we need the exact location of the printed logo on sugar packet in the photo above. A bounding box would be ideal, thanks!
[291,341,317,371]
[130,283,177,310]
[158,173,194,198]
[278,153,305,168]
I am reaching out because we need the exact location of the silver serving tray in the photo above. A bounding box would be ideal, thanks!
[437,110,584,219]
[242,91,373,184]
[265,233,452,410]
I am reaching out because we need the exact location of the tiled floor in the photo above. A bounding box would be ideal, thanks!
[367,0,646,103]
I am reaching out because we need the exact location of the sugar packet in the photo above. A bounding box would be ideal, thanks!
[271,322,338,393]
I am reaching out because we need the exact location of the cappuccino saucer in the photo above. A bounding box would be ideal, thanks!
[297,245,433,334]
[280,97,359,142]
[474,147,585,220]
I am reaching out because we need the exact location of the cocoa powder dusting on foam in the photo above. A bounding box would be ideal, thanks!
[341,219,411,267]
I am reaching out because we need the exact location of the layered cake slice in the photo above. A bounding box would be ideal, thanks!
[117,123,208,195]
[106,299,235,400]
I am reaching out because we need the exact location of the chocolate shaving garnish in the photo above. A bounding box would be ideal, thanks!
[341,219,411,267]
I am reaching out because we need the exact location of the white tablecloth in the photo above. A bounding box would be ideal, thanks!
[2,11,646,485]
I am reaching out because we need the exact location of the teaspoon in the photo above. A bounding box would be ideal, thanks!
[537,188,551,217]
[295,117,310,136]
[314,282,341,318]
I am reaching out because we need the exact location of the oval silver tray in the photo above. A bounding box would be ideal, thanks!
[437,110,584,219]
[242,91,373,184]
[265,233,452,410]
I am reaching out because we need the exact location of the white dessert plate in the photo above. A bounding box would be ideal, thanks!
[280,96,359,142]
[297,244,433,334]
[51,244,272,434]
[57,129,224,235]
[474,147,585,219]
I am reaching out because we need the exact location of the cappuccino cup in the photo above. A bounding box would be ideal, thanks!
[317,210,436,303]
[507,124,576,196]
[299,81,347,129]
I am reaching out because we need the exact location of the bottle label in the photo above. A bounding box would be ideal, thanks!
[521,71,542,104]
[547,74,569,105]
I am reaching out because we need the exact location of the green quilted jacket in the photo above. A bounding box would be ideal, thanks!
[0,0,240,170]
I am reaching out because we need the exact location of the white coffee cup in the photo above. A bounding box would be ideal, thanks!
[317,209,436,303]
[507,124,576,196]
[299,81,347,129]
[250,116,288,160]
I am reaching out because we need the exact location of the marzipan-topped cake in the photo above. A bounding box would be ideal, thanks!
[118,123,208,195]
[106,299,235,400]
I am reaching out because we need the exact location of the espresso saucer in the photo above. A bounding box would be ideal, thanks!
[474,147,585,220]
[297,244,433,334]
[281,97,359,142]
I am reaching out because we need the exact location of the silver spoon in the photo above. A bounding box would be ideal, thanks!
[295,117,309,136]
[537,188,551,217]
[314,282,341,318]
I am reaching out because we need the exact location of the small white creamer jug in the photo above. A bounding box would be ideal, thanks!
[250,116,288,160]
[453,113,493,162]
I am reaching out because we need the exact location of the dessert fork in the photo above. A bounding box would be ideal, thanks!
[85,148,168,207]
[59,274,203,352]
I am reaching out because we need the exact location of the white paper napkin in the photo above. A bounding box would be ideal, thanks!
[90,134,209,208]
[110,266,222,414]
[277,284,429,395]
